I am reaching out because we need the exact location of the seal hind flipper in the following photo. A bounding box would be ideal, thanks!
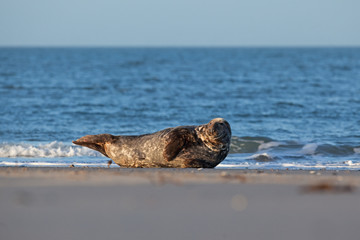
[73,134,115,158]
[163,128,191,161]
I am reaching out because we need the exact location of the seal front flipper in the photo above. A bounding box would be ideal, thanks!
[73,134,115,158]
[163,128,191,161]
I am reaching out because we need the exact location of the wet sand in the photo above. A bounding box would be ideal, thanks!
[1,167,360,240]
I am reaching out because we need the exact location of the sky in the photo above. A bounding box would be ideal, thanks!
[0,0,359,47]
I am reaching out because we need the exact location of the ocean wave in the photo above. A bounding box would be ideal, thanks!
[0,141,101,158]
[258,141,282,151]
[300,143,318,155]
[230,136,274,153]
[230,137,359,157]
[246,153,274,162]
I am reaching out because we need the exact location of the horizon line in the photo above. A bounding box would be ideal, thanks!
[0,45,360,48]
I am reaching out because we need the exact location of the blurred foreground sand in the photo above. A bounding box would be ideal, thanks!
[1,167,360,240]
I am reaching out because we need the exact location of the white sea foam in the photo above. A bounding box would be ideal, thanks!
[300,143,318,155]
[246,153,273,161]
[343,160,360,166]
[0,161,69,167]
[0,161,112,167]
[258,141,281,151]
[246,153,270,159]
[218,153,360,170]
[218,160,360,170]
[0,141,101,158]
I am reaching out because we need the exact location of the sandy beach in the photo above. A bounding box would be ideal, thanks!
[1,167,360,240]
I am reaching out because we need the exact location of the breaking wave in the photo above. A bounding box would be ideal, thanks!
[0,141,101,158]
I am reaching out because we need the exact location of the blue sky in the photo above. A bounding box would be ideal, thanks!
[0,0,359,46]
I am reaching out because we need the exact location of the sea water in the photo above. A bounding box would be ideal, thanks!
[0,47,359,169]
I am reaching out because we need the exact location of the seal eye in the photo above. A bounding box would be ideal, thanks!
[210,122,225,138]
[213,122,224,131]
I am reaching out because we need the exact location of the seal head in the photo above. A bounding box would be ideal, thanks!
[197,118,231,152]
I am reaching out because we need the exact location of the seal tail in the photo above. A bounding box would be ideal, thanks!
[73,134,115,158]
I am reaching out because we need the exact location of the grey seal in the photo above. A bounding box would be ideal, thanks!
[73,118,231,168]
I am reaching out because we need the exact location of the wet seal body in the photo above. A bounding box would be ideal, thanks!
[73,118,231,168]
